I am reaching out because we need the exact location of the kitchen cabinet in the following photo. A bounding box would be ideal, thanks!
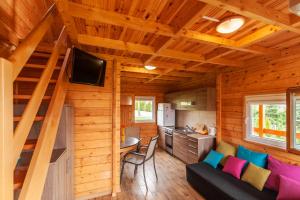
[166,88,216,111]
[173,131,215,164]
[158,126,166,150]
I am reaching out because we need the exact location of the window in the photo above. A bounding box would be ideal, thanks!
[245,94,286,148]
[134,96,155,123]
[287,88,300,153]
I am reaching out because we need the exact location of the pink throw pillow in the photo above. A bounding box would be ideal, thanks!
[277,175,300,200]
[266,156,300,191]
[222,156,247,179]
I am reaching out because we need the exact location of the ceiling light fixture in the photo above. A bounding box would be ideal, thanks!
[216,16,245,34]
[144,65,156,70]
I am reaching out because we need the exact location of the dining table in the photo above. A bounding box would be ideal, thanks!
[120,136,140,156]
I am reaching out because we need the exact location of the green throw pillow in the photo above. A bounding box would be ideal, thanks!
[241,163,271,191]
[216,141,236,166]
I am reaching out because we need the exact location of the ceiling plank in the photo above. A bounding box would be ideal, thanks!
[77,34,243,67]
[197,0,300,34]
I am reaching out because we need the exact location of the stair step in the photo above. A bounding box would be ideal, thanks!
[15,77,57,83]
[14,116,45,122]
[24,63,61,70]
[32,52,65,59]
[23,139,37,151]
[14,168,27,190]
[14,95,52,100]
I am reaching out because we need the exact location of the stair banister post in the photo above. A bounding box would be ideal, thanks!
[0,58,14,200]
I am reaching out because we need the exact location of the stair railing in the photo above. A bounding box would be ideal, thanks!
[13,27,67,167]
[18,47,71,200]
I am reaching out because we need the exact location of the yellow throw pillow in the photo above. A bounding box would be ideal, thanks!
[241,163,271,191]
[216,141,236,166]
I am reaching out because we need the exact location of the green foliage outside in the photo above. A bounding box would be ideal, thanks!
[135,100,153,121]
[251,103,300,145]
[135,100,153,112]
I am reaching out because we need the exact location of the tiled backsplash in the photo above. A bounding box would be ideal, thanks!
[175,110,216,128]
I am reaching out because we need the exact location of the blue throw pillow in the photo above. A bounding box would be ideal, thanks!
[203,150,224,168]
[237,146,268,168]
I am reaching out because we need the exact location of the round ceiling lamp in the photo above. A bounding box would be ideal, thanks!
[144,65,156,70]
[216,16,245,34]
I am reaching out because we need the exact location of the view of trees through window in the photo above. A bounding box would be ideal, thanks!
[250,104,287,142]
[135,98,154,122]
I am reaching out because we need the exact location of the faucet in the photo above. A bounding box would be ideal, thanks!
[185,125,196,132]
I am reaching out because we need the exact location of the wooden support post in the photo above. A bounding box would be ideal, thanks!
[216,73,222,143]
[259,105,264,137]
[112,60,121,196]
[0,58,14,200]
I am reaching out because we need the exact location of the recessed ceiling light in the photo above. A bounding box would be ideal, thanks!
[216,16,245,34]
[144,65,156,70]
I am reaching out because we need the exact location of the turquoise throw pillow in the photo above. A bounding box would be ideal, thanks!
[203,150,224,168]
[237,146,268,168]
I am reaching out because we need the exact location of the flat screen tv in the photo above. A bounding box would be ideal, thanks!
[71,47,106,86]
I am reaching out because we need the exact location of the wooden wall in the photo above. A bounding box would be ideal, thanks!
[121,89,164,145]
[66,60,120,199]
[218,53,300,165]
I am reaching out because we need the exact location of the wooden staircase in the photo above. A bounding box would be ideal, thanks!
[13,50,64,192]
[0,3,71,199]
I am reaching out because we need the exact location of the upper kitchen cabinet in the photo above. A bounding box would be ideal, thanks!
[166,88,216,111]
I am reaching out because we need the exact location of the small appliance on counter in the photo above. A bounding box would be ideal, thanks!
[157,103,175,126]
[208,126,217,136]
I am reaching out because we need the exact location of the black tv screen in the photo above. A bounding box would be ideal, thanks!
[71,48,106,86]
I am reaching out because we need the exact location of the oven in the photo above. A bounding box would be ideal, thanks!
[165,128,173,155]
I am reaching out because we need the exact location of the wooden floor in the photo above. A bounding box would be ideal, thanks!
[92,149,205,200]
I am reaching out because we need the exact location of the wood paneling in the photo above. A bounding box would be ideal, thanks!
[219,53,300,165]
[66,60,119,199]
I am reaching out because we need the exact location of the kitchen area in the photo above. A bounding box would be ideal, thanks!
[157,88,216,164]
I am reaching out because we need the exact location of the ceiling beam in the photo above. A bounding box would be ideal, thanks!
[68,2,275,55]
[55,0,80,45]
[77,34,243,67]
[237,25,282,47]
[196,0,300,34]
[68,1,174,37]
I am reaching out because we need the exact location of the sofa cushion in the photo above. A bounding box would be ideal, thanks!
[216,141,236,166]
[222,156,247,179]
[265,156,300,191]
[241,163,271,191]
[203,150,224,168]
[186,162,277,200]
[237,146,268,168]
[277,175,300,200]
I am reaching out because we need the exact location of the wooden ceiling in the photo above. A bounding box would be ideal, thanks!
[2,0,300,92]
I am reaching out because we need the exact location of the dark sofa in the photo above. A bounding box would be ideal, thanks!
[186,162,278,200]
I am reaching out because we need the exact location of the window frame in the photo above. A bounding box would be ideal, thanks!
[134,96,156,123]
[244,94,287,149]
[287,87,300,155]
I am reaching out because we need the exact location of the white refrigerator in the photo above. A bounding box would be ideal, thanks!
[157,103,175,126]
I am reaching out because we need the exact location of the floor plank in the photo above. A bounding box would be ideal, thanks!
[92,149,205,200]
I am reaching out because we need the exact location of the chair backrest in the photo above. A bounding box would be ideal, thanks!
[125,126,140,138]
[145,135,159,160]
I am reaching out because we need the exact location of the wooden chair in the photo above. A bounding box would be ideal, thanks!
[120,135,159,190]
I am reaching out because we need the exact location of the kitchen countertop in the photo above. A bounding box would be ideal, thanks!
[187,133,215,140]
